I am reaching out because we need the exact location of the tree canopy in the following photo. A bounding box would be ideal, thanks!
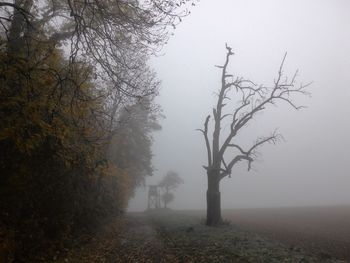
[159,170,184,191]
[159,170,183,208]
[0,0,196,261]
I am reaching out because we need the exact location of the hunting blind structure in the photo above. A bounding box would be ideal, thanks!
[147,185,161,209]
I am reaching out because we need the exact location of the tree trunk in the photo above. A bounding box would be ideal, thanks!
[206,170,222,226]
[7,0,33,55]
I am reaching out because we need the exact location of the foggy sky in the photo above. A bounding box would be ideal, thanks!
[128,0,350,211]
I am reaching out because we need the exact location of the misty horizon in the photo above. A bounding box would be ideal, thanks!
[129,0,350,211]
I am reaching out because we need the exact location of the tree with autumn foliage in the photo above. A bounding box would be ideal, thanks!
[103,98,162,213]
[0,34,108,259]
[0,0,196,261]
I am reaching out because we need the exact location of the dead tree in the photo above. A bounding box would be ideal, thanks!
[198,44,311,226]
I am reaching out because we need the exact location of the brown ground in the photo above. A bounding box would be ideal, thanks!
[222,206,350,261]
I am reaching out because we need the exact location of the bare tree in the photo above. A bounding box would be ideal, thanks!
[198,44,311,226]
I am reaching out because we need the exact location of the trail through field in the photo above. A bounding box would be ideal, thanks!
[59,213,176,263]
[113,214,183,262]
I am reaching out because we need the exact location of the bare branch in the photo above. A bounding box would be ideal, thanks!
[227,144,247,155]
[0,2,32,16]
[197,115,212,166]
[220,113,232,121]
[225,43,234,55]
[246,132,280,156]
[222,155,253,179]
[220,131,281,179]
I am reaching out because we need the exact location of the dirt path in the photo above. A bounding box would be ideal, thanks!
[105,213,176,262]
[59,213,176,263]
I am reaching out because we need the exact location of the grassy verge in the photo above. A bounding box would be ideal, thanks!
[147,210,343,263]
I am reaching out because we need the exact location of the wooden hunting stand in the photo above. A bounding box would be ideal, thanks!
[147,185,161,209]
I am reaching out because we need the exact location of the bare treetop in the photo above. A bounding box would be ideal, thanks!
[201,44,311,178]
[199,44,311,225]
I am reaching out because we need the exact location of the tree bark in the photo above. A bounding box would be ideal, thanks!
[206,170,222,226]
[7,0,33,55]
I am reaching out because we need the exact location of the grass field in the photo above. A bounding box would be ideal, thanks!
[52,206,350,262]
[223,206,350,261]
[179,206,350,261]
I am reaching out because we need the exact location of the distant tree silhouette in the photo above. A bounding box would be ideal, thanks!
[198,44,311,226]
[161,192,174,208]
[159,171,183,208]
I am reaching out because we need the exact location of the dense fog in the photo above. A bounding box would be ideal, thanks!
[128,0,350,211]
